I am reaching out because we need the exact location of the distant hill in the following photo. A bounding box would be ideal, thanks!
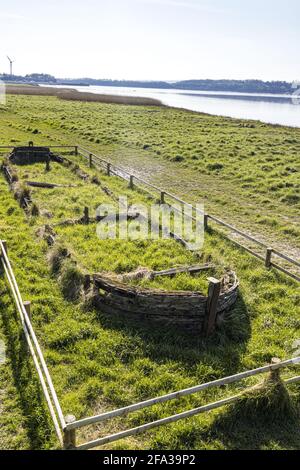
[0,73,294,94]
[173,79,293,94]
[57,78,294,94]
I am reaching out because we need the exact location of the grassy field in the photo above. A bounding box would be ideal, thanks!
[1,93,299,254]
[0,93,299,450]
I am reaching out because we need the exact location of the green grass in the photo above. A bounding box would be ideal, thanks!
[1,94,299,252]
[0,94,299,450]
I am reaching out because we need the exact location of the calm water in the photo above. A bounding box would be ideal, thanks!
[50,84,300,128]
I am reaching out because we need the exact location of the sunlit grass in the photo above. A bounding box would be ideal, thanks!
[0,94,299,450]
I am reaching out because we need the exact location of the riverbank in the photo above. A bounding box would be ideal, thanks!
[5,85,162,107]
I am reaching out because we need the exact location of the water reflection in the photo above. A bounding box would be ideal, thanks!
[49,85,300,128]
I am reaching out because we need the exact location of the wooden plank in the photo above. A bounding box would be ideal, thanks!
[152,264,213,278]
[75,394,240,450]
[66,356,300,431]
[0,242,66,430]
[63,415,76,449]
[272,249,300,269]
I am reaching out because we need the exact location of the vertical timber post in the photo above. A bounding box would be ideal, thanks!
[63,415,76,450]
[74,146,78,156]
[83,207,89,224]
[205,277,221,336]
[45,157,51,172]
[107,163,111,176]
[269,357,281,382]
[265,248,273,269]
[129,175,134,189]
[160,191,165,204]
[89,154,93,168]
[204,214,209,231]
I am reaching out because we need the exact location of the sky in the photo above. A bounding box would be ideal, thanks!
[0,0,299,81]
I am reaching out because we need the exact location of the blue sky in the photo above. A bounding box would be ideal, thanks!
[0,0,299,81]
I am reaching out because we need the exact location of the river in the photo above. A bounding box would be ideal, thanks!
[48,84,300,128]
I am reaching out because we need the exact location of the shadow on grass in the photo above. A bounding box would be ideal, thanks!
[94,292,251,376]
[152,377,300,450]
[0,277,55,450]
[206,405,300,450]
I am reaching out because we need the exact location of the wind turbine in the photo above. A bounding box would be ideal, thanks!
[7,56,14,76]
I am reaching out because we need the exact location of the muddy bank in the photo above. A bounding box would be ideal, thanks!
[5,84,162,106]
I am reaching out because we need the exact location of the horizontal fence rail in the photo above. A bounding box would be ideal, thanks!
[66,357,300,432]
[76,145,300,284]
[0,240,65,446]
[71,357,300,450]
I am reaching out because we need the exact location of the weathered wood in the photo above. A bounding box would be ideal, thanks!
[160,191,165,204]
[74,146,78,156]
[205,278,221,336]
[89,154,93,168]
[269,357,281,381]
[90,270,238,333]
[265,247,273,269]
[152,264,214,278]
[63,415,76,449]
[26,181,62,189]
[129,175,134,189]
[45,158,51,172]
[204,214,209,231]
[83,207,89,224]
[67,357,299,433]
[107,163,111,176]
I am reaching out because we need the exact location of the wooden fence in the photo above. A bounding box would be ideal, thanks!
[0,240,65,446]
[1,142,299,282]
[76,145,300,284]
[1,240,299,450]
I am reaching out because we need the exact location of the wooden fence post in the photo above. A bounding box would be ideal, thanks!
[205,278,221,336]
[269,357,281,382]
[129,175,134,189]
[160,192,165,204]
[107,163,111,176]
[63,415,76,450]
[89,154,93,168]
[265,248,273,269]
[74,146,78,156]
[204,214,209,231]
[45,157,51,172]
[83,207,89,224]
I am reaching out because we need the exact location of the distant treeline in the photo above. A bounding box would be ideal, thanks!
[1,73,57,84]
[57,78,294,94]
[0,73,295,94]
